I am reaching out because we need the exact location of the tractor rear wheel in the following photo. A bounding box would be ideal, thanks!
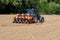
[39,17,44,23]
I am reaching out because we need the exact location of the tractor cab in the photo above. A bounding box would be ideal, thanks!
[26,9,38,14]
[13,9,44,24]
[26,9,40,20]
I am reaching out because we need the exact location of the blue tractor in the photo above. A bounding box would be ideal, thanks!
[25,9,44,23]
[13,9,44,24]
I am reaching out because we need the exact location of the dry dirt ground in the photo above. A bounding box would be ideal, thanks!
[0,15,60,40]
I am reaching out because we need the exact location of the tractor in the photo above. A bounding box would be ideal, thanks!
[12,9,44,24]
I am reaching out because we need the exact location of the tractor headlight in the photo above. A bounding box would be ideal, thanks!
[27,16,32,20]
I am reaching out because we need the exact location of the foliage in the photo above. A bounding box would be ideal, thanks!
[0,0,60,14]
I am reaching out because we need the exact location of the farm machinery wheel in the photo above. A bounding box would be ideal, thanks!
[24,19,32,24]
[39,16,44,23]
[24,20,29,24]
[19,19,22,23]
[13,18,17,23]
[33,17,38,23]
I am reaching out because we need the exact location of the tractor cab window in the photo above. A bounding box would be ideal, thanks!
[26,9,34,14]
[26,9,38,14]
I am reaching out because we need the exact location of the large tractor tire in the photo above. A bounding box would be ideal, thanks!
[39,17,44,23]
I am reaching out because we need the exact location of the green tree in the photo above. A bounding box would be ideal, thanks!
[0,0,60,14]
[54,0,60,4]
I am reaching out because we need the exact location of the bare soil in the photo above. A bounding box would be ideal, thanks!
[0,15,60,40]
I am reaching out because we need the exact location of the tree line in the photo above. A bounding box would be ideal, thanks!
[0,0,60,14]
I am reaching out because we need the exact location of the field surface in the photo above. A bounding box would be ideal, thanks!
[0,15,60,40]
